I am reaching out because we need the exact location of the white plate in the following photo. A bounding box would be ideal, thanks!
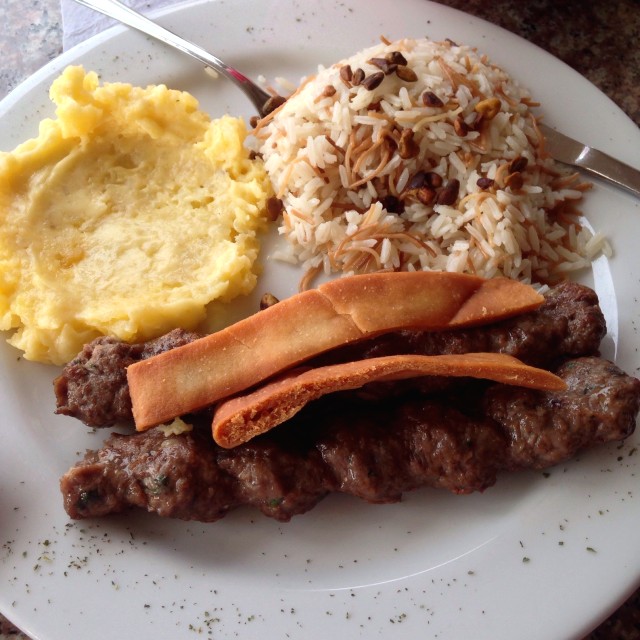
[1,1,640,639]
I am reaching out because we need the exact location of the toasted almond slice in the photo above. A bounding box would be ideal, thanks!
[212,352,565,448]
[128,272,543,430]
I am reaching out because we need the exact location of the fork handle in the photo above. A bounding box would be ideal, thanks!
[72,0,272,113]
[575,147,640,199]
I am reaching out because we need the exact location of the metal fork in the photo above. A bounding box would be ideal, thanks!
[71,0,284,116]
[539,124,640,198]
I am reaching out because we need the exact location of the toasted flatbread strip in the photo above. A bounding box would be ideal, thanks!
[128,272,543,430]
[212,353,566,448]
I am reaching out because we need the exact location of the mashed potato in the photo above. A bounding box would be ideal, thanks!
[0,66,272,365]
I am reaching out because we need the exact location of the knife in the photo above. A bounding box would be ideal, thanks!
[539,123,640,198]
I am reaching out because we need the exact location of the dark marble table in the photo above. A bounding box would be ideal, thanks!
[0,1,638,638]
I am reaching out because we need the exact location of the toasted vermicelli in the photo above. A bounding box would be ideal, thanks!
[255,37,610,287]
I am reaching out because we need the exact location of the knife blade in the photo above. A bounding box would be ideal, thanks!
[539,123,640,198]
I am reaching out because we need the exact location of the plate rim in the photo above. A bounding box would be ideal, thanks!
[1,1,640,639]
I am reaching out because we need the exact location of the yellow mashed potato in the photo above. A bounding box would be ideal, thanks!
[0,66,272,365]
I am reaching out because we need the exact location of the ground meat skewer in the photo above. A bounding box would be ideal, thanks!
[312,280,605,367]
[60,356,640,523]
[53,328,201,427]
[485,357,640,469]
[53,281,605,428]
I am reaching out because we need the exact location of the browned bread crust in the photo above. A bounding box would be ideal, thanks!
[127,272,543,430]
[212,352,566,448]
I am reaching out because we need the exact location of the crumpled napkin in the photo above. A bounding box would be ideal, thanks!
[60,0,181,50]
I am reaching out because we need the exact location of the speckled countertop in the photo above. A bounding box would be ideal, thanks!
[0,0,639,638]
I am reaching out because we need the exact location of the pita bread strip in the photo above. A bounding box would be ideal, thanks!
[212,352,566,448]
[128,272,543,430]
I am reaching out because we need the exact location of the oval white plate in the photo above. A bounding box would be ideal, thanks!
[1,1,640,639]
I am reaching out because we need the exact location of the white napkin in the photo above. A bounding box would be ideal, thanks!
[61,0,181,50]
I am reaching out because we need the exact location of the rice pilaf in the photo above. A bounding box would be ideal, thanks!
[254,37,610,287]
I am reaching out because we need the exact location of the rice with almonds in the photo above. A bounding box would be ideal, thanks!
[254,37,610,286]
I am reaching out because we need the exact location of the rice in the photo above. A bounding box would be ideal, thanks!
[254,37,610,286]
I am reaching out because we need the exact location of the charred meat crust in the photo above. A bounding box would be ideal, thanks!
[54,281,606,428]
[60,357,640,523]
[316,280,606,367]
[53,328,201,427]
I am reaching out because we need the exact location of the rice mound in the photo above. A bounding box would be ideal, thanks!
[255,38,610,286]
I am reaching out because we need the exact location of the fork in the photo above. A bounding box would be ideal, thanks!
[71,0,284,116]
[539,124,640,198]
